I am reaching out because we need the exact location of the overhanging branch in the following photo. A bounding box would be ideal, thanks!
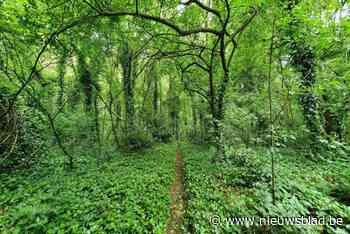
[9,10,220,106]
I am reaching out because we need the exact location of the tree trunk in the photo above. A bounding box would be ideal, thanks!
[152,70,159,136]
[94,97,101,156]
[284,0,320,149]
[57,52,66,108]
[78,54,93,112]
[168,76,179,140]
[120,41,135,134]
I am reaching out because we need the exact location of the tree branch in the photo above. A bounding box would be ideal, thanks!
[8,10,221,107]
[231,7,258,39]
[183,0,223,24]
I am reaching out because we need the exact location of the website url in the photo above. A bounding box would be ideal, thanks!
[209,215,344,226]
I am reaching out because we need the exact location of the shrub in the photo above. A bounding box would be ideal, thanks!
[120,129,153,151]
[150,115,172,143]
[0,99,46,171]
[219,147,271,188]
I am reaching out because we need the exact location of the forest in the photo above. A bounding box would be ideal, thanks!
[0,0,349,233]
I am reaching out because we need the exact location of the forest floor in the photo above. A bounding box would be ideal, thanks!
[181,144,350,233]
[0,143,349,233]
[0,144,177,233]
[166,147,186,234]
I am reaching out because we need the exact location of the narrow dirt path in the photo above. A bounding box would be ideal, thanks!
[166,147,186,234]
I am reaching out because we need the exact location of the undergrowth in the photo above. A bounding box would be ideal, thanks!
[0,144,177,233]
[181,144,350,234]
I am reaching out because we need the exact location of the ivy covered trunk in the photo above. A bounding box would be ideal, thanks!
[212,101,225,160]
[56,52,66,107]
[152,65,159,138]
[120,41,135,135]
[78,53,93,112]
[168,76,180,140]
[290,43,320,146]
[284,0,320,150]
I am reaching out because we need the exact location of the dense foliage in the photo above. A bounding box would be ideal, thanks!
[182,144,350,233]
[0,0,349,233]
[0,145,176,233]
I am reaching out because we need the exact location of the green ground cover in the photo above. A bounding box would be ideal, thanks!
[181,144,350,234]
[1,143,349,233]
[0,144,176,234]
